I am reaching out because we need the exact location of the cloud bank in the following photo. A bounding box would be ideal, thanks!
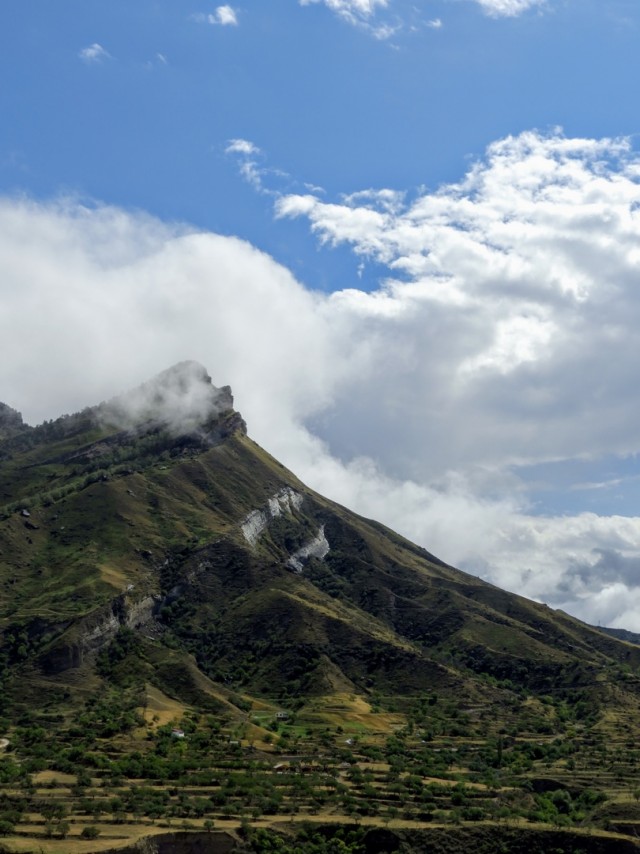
[277,131,640,474]
[2,130,640,629]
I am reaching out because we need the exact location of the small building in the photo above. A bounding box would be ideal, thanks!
[275,711,290,720]
[171,728,185,739]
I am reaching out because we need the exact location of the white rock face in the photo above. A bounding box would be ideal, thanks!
[268,488,303,517]
[241,509,269,547]
[287,526,330,573]
[241,488,304,547]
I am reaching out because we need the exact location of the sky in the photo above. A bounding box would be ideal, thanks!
[2,0,640,628]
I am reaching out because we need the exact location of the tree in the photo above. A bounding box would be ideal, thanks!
[81,826,100,839]
[41,801,67,836]
[0,821,14,837]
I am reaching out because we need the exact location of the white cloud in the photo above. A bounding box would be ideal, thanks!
[78,43,111,63]
[300,0,544,31]
[225,138,261,156]
[3,130,640,629]
[277,131,640,469]
[211,5,238,25]
[225,139,291,195]
[473,0,546,17]
[225,140,266,192]
[192,6,239,26]
[300,0,388,18]
[300,0,397,38]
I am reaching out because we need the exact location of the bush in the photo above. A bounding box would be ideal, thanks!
[81,825,100,839]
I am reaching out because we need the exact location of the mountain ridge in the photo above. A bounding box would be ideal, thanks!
[1,362,638,703]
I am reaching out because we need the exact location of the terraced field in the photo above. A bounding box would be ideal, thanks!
[2,682,640,852]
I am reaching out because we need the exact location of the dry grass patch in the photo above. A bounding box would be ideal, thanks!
[304,693,406,735]
[140,683,187,727]
[32,771,77,786]
[3,823,171,853]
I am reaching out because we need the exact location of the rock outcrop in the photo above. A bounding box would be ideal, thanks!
[39,591,161,675]
[287,525,330,572]
[241,487,304,547]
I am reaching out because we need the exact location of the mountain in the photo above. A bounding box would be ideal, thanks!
[599,626,640,646]
[2,360,636,705]
[2,362,640,852]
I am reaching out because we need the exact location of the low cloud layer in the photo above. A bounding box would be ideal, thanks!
[2,129,640,629]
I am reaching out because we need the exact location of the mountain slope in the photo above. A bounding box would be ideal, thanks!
[2,361,639,718]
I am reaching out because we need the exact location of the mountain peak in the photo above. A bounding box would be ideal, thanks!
[100,361,242,436]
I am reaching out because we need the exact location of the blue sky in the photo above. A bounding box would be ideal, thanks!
[4,0,639,285]
[3,0,640,628]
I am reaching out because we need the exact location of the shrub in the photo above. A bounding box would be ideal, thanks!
[81,825,100,839]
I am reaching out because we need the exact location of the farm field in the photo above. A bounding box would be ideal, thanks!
[2,681,640,852]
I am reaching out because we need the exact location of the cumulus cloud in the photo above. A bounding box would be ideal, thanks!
[276,130,640,474]
[3,129,640,628]
[0,196,334,445]
[78,43,111,63]
[210,5,239,25]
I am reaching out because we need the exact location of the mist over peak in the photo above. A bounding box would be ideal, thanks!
[0,401,25,441]
[99,361,238,436]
